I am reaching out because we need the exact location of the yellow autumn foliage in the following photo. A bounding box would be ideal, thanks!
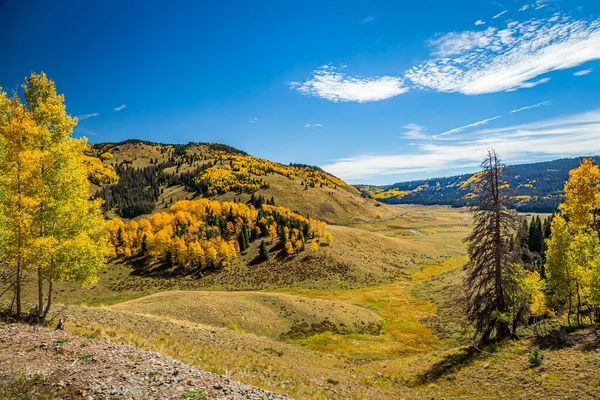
[106,198,328,269]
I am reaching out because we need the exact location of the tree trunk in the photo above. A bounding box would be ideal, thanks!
[37,267,44,319]
[16,262,21,319]
[567,293,572,328]
[512,308,523,337]
[42,280,52,320]
[576,282,582,326]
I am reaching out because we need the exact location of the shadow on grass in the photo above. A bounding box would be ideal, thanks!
[248,242,280,266]
[416,346,480,384]
[127,255,189,279]
[532,327,575,350]
[533,324,600,352]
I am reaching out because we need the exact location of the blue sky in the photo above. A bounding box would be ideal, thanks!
[1,0,600,184]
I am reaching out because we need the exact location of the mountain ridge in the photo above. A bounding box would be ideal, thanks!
[357,156,598,212]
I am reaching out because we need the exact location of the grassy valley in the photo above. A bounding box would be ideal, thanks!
[2,136,599,399]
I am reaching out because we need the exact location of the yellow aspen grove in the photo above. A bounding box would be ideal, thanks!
[0,73,110,320]
[546,158,600,327]
[0,94,39,318]
[106,198,328,271]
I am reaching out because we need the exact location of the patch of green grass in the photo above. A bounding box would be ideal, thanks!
[264,347,284,357]
[85,295,141,307]
[226,323,242,332]
[78,354,92,360]
[53,338,70,346]
[180,389,206,399]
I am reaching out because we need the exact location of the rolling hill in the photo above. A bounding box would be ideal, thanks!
[89,140,399,224]
[108,290,384,339]
[358,156,597,212]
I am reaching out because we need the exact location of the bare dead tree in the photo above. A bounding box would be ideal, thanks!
[464,149,523,343]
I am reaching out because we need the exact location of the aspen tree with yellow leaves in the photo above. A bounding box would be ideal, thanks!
[545,158,600,326]
[0,73,110,320]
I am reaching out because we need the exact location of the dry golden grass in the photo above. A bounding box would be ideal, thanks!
[27,204,596,400]
[60,250,600,400]
[65,306,396,399]
[216,173,400,224]
[108,290,383,339]
[102,142,171,169]
[220,224,435,288]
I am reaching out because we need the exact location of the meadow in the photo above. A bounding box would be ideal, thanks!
[7,204,598,399]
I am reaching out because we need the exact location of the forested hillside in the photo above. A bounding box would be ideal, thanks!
[89,140,397,223]
[358,157,597,212]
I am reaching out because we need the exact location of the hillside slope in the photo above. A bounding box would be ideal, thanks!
[359,156,597,212]
[90,140,398,224]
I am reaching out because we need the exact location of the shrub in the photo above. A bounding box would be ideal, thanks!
[528,346,544,367]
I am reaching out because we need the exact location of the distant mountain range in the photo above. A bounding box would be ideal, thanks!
[357,156,597,213]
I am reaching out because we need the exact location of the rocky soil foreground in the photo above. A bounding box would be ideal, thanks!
[0,323,289,399]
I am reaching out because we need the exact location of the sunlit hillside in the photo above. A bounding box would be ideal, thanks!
[90,140,399,224]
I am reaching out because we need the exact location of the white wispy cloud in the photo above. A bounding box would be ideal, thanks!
[74,127,99,137]
[305,123,323,129]
[520,1,548,12]
[506,77,551,91]
[290,65,408,103]
[509,100,551,113]
[475,20,486,26]
[359,16,375,24]
[248,118,258,123]
[114,104,127,112]
[493,10,507,19]
[405,15,600,95]
[76,113,99,120]
[437,116,501,136]
[322,108,600,181]
[401,123,428,139]
[574,68,593,76]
